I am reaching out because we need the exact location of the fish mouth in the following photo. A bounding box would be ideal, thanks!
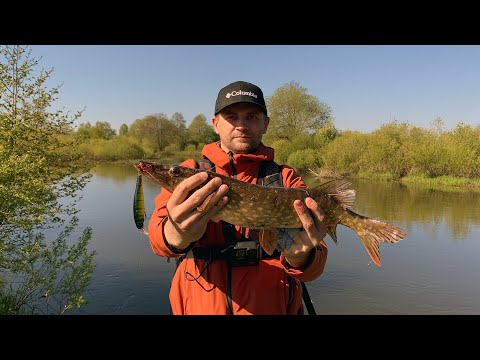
[135,162,172,185]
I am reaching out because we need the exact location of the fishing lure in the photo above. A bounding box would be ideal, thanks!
[133,173,148,235]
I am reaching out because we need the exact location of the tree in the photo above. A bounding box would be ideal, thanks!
[129,114,177,154]
[430,116,445,136]
[91,121,116,139]
[264,81,334,143]
[75,121,116,139]
[119,123,128,136]
[188,114,219,146]
[0,45,96,314]
[76,121,93,139]
[170,112,188,149]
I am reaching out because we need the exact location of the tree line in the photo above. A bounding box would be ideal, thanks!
[75,113,219,161]
[271,118,480,186]
[71,80,334,162]
[72,81,480,188]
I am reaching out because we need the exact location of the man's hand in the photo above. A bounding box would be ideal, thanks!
[164,172,229,250]
[283,197,327,268]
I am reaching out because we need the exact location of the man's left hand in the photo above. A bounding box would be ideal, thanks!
[283,197,327,268]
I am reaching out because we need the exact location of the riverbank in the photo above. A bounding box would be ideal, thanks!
[309,168,480,193]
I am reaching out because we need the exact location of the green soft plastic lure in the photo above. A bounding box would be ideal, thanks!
[133,173,148,235]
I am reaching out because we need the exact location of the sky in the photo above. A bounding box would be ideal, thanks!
[26,45,480,133]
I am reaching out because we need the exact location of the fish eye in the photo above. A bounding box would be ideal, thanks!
[169,166,180,177]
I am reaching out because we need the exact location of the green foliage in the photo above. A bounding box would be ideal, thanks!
[291,134,316,150]
[269,139,290,164]
[184,143,198,152]
[430,116,445,134]
[264,81,333,143]
[119,123,128,136]
[188,114,219,146]
[1,217,96,314]
[321,130,368,176]
[287,148,322,172]
[314,118,480,187]
[128,114,177,154]
[0,45,95,314]
[360,121,409,179]
[76,122,92,139]
[78,136,145,160]
[270,135,315,165]
[313,122,340,149]
[170,112,189,149]
[405,126,446,177]
[76,121,116,140]
[401,174,480,188]
[443,123,480,178]
[164,142,182,154]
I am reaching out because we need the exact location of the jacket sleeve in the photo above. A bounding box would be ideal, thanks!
[147,159,198,258]
[278,165,328,282]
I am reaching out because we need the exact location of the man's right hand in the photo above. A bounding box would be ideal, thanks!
[164,171,229,250]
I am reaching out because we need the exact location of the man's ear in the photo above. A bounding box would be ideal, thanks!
[212,115,220,134]
[263,116,270,134]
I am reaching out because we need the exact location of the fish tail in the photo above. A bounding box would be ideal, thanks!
[345,209,406,267]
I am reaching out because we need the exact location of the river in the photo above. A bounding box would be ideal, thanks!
[69,162,480,315]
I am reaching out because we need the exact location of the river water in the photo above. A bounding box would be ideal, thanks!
[69,162,480,315]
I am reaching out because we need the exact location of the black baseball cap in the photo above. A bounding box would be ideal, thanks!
[214,81,268,116]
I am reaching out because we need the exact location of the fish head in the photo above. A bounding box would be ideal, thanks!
[134,162,198,192]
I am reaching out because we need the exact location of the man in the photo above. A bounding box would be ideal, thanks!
[148,80,328,315]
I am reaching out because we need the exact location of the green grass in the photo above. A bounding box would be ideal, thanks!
[400,175,480,192]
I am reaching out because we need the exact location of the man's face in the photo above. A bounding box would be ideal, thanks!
[212,103,269,154]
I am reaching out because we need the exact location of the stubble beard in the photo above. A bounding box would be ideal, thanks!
[227,138,260,154]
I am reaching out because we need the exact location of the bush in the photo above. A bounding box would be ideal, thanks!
[322,130,367,176]
[164,143,182,154]
[287,148,322,172]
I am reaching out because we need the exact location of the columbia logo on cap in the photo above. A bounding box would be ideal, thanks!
[226,90,258,99]
[215,81,267,116]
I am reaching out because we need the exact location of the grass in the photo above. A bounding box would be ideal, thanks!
[400,175,480,192]
[308,167,480,193]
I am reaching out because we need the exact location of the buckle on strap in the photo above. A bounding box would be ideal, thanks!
[187,241,258,259]
[184,240,279,266]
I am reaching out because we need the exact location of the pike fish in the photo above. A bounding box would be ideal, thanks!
[135,161,406,267]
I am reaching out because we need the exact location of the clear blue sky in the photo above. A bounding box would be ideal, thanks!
[28,45,480,133]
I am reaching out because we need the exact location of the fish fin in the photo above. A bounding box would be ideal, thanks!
[331,190,356,209]
[326,224,338,244]
[259,228,278,256]
[352,214,406,267]
[311,179,356,209]
[140,227,148,236]
[196,192,215,212]
[312,178,352,193]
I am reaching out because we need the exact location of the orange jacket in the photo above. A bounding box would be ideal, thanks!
[148,142,328,314]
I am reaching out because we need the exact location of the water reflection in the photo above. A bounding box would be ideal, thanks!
[92,161,139,184]
[304,174,480,242]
